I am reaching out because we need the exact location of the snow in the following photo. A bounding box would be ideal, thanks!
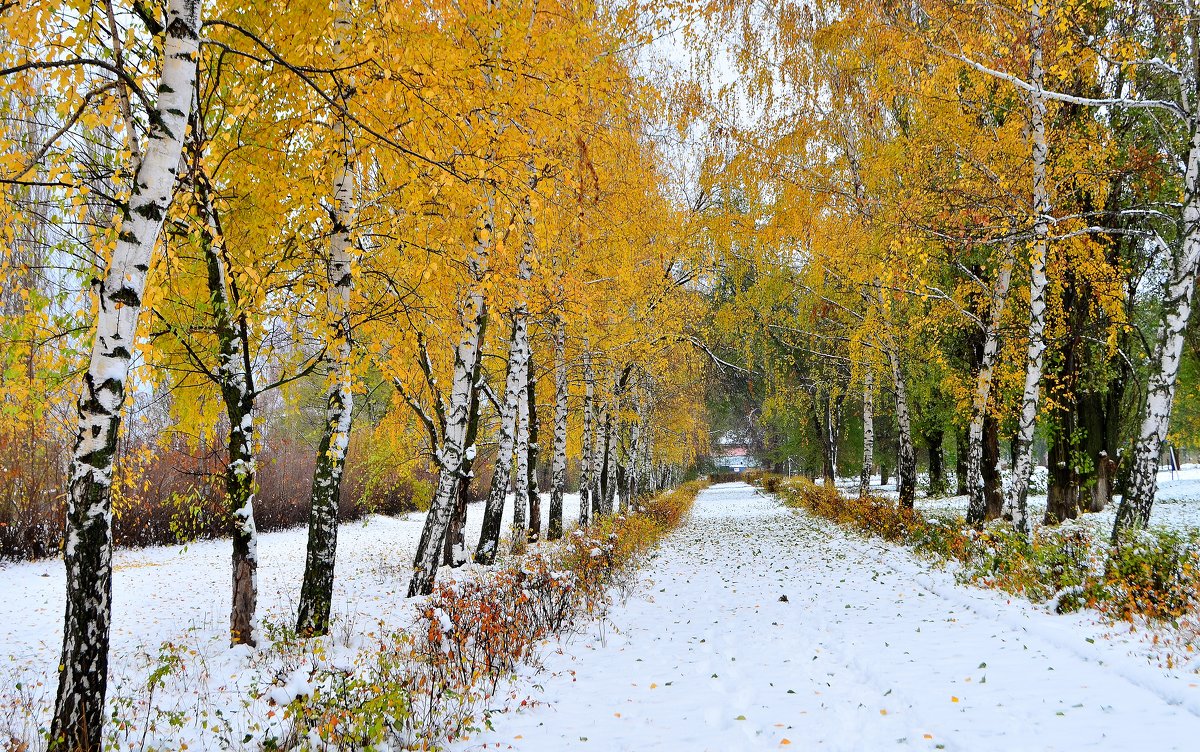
[852,466,1200,533]
[0,491,577,747]
[451,482,1200,751]
[7,480,1200,749]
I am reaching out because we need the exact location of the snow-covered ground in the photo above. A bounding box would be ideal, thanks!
[0,492,580,747]
[452,483,1200,751]
[845,466,1200,532]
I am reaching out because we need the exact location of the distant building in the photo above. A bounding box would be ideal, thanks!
[714,446,759,473]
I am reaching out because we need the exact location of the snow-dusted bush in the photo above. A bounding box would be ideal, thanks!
[772,475,1200,627]
[273,481,708,751]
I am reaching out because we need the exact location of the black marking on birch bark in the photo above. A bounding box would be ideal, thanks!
[132,201,164,221]
[117,230,138,244]
[109,286,141,306]
[166,16,198,41]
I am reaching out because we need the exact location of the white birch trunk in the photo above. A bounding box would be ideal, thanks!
[640,413,653,498]
[549,317,568,539]
[875,283,916,507]
[525,347,541,542]
[603,394,619,514]
[473,315,528,563]
[581,350,597,523]
[512,354,530,548]
[1114,125,1200,535]
[1006,1,1051,536]
[297,0,357,635]
[407,195,492,597]
[628,399,643,504]
[52,2,201,747]
[886,343,917,508]
[966,248,1015,525]
[191,161,259,647]
[859,369,873,498]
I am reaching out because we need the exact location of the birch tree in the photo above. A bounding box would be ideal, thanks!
[474,315,528,563]
[526,349,542,541]
[579,348,596,525]
[183,136,261,647]
[859,368,873,497]
[42,2,203,747]
[548,316,567,539]
[298,1,359,635]
[965,248,1015,525]
[407,194,493,597]
[1003,0,1052,536]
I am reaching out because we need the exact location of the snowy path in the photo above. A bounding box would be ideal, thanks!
[455,482,1200,751]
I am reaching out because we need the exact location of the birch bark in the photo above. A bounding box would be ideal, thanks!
[1114,125,1200,534]
[883,335,916,508]
[407,194,493,597]
[189,156,259,647]
[52,2,201,747]
[859,369,873,498]
[966,249,1015,525]
[298,0,358,635]
[627,401,643,506]
[600,385,618,515]
[511,354,530,549]
[444,362,483,567]
[875,284,916,508]
[526,349,541,542]
[1005,1,1052,536]
[581,350,598,522]
[548,317,567,539]
[474,316,528,563]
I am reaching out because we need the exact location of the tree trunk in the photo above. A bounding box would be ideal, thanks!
[860,369,874,497]
[816,386,839,486]
[474,319,530,563]
[602,395,619,514]
[512,353,530,550]
[926,428,946,497]
[1044,421,1080,525]
[955,429,969,496]
[1044,254,1085,526]
[407,196,492,598]
[1114,123,1200,536]
[890,353,917,509]
[598,409,611,516]
[192,158,260,646]
[589,359,604,518]
[526,350,541,543]
[1092,451,1116,513]
[966,250,1014,524]
[983,415,1004,520]
[627,401,643,508]
[297,1,357,635]
[549,318,567,540]
[1006,0,1051,536]
[579,349,595,526]
[875,282,915,507]
[444,370,482,567]
[51,3,201,748]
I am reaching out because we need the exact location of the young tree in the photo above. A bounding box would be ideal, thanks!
[297,0,359,638]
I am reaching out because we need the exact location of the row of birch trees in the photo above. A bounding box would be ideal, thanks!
[0,1,708,749]
[699,0,1200,538]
